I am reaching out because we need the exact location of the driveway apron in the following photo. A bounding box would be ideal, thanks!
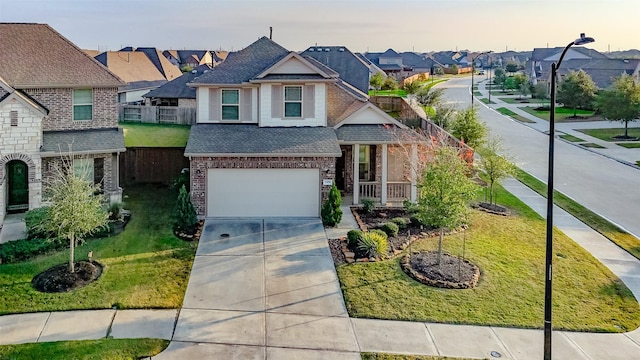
[165,218,359,359]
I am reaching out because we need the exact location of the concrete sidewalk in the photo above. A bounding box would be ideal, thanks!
[2,181,640,359]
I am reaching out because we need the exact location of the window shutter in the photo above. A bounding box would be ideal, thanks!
[303,85,315,118]
[241,88,252,121]
[271,85,283,118]
[93,157,104,189]
[209,88,220,121]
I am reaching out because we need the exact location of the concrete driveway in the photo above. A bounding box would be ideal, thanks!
[158,218,360,359]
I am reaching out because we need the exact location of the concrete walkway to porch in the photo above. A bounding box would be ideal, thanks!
[0,213,27,244]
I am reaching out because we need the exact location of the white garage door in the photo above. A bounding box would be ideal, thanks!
[207,168,320,217]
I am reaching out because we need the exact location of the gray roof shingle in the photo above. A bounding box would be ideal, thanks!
[143,67,209,99]
[336,125,425,143]
[42,128,125,154]
[185,124,341,156]
[190,37,290,85]
[301,46,369,93]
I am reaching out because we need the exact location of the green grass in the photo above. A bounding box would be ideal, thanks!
[479,98,495,104]
[424,79,448,89]
[496,107,535,123]
[581,143,606,149]
[120,122,190,147]
[0,338,168,360]
[337,182,640,332]
[520,106,598,122]
[473,91,482,96]
[617,142,640,148]
[369,89,408,98]
[514,168,640,260]
[0,185,197,315]
[576,128,640,142]
[361,354,478,360]
[496,97,535,104]
[559,134,585,142]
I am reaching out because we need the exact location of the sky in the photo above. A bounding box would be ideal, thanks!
[0,0,637,54]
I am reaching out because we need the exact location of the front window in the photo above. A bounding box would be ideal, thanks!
[221,89,239,120]
[284,86,302,118]
[359,145,371,181]
[73,89,93,120]
[73,158,94,183]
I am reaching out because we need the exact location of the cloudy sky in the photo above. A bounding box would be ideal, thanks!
[0,0,637,53]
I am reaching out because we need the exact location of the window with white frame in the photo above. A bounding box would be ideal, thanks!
[284,86,302,118]
[221,89,239,120]
[73,158,94,183]
[73,89,93,120]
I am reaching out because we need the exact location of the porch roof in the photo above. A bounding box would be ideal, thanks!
[185,124,342,157]
[335,124,426,144]
[41,128,126,156]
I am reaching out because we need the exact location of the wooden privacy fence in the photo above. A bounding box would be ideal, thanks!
[119,147,189,186]
[118,104,196,125]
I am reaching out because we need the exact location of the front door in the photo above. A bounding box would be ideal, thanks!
[7,160,29,211]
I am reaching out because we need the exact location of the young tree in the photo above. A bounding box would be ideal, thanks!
[556,70,598,117]
[533,83,549,105]
[451,64,459,74]
[595,73,640,138]
[382,75,399,90]
[416,146,479,265]
[415,86,444,108]
[450,106,488,148]
[493,68,506,89]
[431,103,457,131]
[42,155,109,273]
[321,183,343,227]
[174,184,197,231]
[369,72,385,95]
[403,80,420,94]
[505,62,518,74]
[477,136,516,206]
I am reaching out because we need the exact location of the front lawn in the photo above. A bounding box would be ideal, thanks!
[369,89,408,98]
[0,338,168,360]
[521,106,599,122]
[577,127,640,142]
[120,122,190,147]
[0,185,196,315]
[337,183,640,332]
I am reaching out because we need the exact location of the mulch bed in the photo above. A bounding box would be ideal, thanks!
[32,260,103,293]
[401,251,480,289]
[174,220,204,241]
[329,238,347,266]
[473,202,510,216]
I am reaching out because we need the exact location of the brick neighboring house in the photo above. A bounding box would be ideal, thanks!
[185,37,433,218]
[0,23,126,229]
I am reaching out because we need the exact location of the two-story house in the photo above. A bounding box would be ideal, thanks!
[0,23,125,229]
[185,37,430,218]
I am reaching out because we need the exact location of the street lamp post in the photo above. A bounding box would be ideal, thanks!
[471,50,492,107]
[544,32,594,360]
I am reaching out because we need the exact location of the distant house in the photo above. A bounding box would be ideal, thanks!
[362,49,440,82]
[95,48,182,103]
[300,46,372,94]
[430,51,472,74]
[0,23,125,230]
[527,47,640,88]
[162,50,228,70]
[143,65,212,108]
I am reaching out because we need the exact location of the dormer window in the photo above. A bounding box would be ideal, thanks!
[221,89,239,120]
[284,86,302,118]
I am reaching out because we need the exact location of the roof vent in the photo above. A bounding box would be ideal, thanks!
[309,48,315,51]
[339,48,345,52]
[324,48,330,52]
[191,69,197,74]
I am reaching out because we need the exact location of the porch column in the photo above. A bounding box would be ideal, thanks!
[353,144,360,205]
[410,144,418,202]
[381,143,388,205]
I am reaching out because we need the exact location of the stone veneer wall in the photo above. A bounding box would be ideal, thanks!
[189,156,336,216]
[23,87,118,131]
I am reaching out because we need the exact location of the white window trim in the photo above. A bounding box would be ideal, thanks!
[73,88,93,121]
[283,85,303,119]
[221,88,240,121]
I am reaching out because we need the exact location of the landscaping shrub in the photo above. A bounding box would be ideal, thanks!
[410,214,426,227]
[321,184,343,227]
[174,185,197,231]
[402,199,418,214]
[357,231,389,258]
[381,222,399,237]
[361,198,375,213]
[347,229,363,249]
[370,229,388,241]
[0,237,66,264]
[25,207,52,239]
[391,217,408,229]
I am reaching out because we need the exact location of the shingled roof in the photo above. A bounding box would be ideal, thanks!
[42,128,126,155]
[0,23,123,88]
[301,46,371,94]
[190,37,290,85]
[143,65,211,99]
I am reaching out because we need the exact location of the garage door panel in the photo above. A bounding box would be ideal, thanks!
[207,169,319,217]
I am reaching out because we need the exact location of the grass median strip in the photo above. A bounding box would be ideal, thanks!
[0,185,197,315]
[337,183,640,332]
[617,142,640,149]
[559,134,585,142]
[514,168,640,260]
[496,107,535,123]
[0,338,168,360]
[577,128,640,142]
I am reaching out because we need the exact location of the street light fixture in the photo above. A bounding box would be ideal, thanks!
[544,32,594,360]
[471,50,492,107]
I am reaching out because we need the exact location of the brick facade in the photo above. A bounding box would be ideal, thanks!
[24,87,119,131]
[189,156,336,216]
[326,83,363,127]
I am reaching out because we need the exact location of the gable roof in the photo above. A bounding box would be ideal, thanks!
[0,23,124,88]
[134,47,183,80]
[335,102,407,129]
[190,37,290,85]
[301,46,371,94]
[254,52,336,80]
[0,80,49,116]
[380,49,401,58]
[95,51,170,83]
